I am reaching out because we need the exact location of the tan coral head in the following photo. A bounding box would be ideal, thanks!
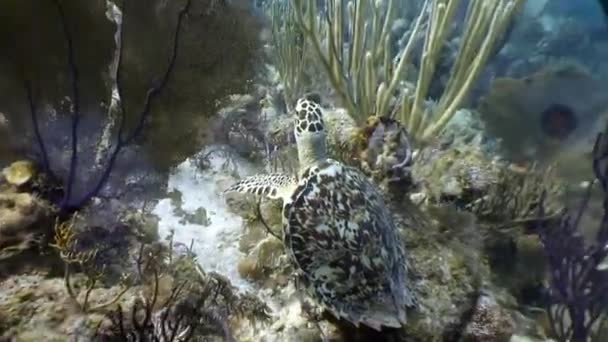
[2,160,36,187]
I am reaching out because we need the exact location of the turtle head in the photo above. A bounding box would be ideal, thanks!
[294,96,325,139]
[293,96,327,167]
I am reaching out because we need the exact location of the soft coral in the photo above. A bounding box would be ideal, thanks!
[533,129,608,342]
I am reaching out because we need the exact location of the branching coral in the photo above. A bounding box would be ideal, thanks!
[268,0,308,108]
[467,164,564,228]
[49,215,132,313]
[99,272,202,341]
[290,0,523,142]
[97,240,270,341]
[531,130,608,341]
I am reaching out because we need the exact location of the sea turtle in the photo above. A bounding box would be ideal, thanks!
[224,96,415,330]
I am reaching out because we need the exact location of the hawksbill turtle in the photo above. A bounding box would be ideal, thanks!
[224,96,415,330]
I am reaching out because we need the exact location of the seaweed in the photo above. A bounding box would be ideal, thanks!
[532,130,608,341]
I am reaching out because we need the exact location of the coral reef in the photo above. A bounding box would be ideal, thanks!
[400,207,488,340]
[414,147,565,309]
[439,109,497,154]
[97,265,269,341]
[211,73,570,338]
[213,94,269,162]
[4,1,608,341]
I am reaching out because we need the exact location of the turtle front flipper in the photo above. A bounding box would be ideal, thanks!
[224,173,296,200]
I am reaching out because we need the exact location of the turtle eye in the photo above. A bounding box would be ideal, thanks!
[303,92,322,104]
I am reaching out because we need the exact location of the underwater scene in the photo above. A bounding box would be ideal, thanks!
[2,0,608,341]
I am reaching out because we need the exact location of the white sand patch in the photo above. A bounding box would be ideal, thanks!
[152,145,261,290]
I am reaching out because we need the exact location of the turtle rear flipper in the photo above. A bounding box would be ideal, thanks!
[331,294,407,331]
[224,173,296,200]
[356,298,407,331]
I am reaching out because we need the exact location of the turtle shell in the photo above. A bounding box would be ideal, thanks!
[282,158,414,330]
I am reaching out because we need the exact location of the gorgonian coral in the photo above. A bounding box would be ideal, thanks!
[532,129,608,342]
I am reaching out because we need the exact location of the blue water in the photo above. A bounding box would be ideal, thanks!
[552,0,607,28]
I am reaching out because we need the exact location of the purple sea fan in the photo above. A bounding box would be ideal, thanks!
[533,130,608,342]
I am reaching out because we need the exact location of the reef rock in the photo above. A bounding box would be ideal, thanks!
[0,189,53,262]
[412,144,501,206]
[462,291,516,342]
[0,274,136,340]
[397,202,491,340]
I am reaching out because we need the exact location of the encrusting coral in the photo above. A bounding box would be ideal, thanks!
[412,144,502,205]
